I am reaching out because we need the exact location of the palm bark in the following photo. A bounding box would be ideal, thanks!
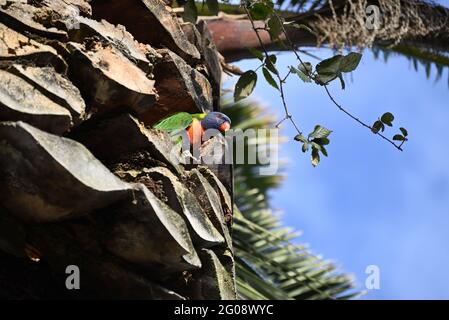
[0,0,235,299]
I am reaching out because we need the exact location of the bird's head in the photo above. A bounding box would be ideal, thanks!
[201,112,231,133]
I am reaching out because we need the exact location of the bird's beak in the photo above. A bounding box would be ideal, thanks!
[219,122,231,132]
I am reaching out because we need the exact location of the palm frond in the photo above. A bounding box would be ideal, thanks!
[222,98,360,299]
[372,45,449,84]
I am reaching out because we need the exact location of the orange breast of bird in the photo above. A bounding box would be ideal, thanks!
[187,118,204,146]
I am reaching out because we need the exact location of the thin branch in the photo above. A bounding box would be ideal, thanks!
[296,49,322,61]
[323,86,403,151]
[273,10,405,151]
[242,1,406,156]
[274,11,312,77]
[243,5,303,136]
[275,116,288,128]
[282,69,292,82]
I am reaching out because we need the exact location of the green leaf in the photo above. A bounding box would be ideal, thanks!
[290,66,311,83]
[310,141,321,151]
[311,147,320,167]
[302,142,309,153]
[315,55,343,84]
[265,55,278,75]
[249,2,273,20]
[400,127,408,137]
[294,134,308,143]
[248,48,264,61]
[315,53,362,84]
[234,71,257,102]
[308,125,332,139]
[206,0,219,15]
[316,55,343,74]
[315,74,336,84]
[371,120,384,133]
[312,137,330,145]
[267,16,282,40]
[311,141,328,156]
[182,0,197,23]
[298,62,312,75]
[266,54,277,64]
[340,52,362,73]
[320,145,328,157]
[311,141,329,156]
[393,134,406,141]
[338,73,345,90]
[380,112,394,126]
[154,112,193,131]
[262,67,279,90]
[285,23,315,35]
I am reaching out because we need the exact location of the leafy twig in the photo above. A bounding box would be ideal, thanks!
[243,5,303,136]
[323,85,403,151]
[274,8,406,151]
[238,0,407,166]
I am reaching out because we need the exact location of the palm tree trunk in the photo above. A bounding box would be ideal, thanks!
[0,0,235,299]
[205,0,449,62]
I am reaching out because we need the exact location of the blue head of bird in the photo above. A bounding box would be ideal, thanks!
[201,112,232,133]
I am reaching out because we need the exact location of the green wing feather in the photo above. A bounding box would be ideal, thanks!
[153,112,194,131]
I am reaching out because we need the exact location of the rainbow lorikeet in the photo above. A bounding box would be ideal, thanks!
[154,112,231,145]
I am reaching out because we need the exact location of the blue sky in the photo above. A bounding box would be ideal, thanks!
[231,14,449,298]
